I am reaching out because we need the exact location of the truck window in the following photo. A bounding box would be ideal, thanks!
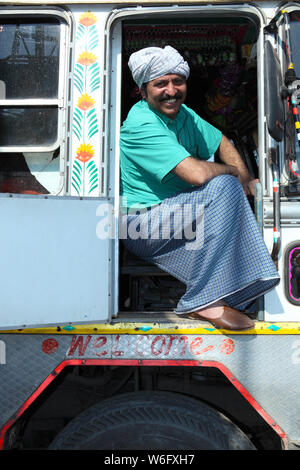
[0,12,69,195]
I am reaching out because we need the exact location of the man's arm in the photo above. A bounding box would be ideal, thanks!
[218,135,258,196]
[172,135,258,196]
[172,154,239,185]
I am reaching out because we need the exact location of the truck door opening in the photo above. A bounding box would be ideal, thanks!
[118,11,261,315]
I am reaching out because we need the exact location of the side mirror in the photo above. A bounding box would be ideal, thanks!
[264,40,285,143]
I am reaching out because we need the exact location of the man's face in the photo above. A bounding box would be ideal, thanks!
[141,74,187,120]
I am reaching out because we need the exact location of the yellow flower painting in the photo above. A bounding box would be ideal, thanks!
[79,12,97,27]
[76,143,95,163]
[77,93,96,111]
[77,51,98,66]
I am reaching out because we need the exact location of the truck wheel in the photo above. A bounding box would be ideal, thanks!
[48,391,255,450]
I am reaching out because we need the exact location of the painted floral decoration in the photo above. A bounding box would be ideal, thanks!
[76,143,95,163]
[77,93,96,111]
[78,51,97,66]
[72,11,101,196]
[78,12,97,27]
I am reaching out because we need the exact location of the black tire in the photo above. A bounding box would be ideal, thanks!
[49,391,256,450]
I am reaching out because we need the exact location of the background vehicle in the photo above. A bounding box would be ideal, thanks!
[0,0,300,450]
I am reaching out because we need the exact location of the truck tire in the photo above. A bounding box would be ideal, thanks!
[48,391,256,450]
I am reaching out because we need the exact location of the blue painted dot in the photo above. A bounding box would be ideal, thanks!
[62,325,76,331]
[139,326,152,332]
[267,325,281,331]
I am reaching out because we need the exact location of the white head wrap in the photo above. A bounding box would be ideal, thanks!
[128,45,190,89]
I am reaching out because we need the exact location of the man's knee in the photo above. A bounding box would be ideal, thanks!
[211,174,240,188]
[208,174,243,196]
[202,175,244,208]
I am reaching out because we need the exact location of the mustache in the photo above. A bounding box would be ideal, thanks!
[159,93,183,102]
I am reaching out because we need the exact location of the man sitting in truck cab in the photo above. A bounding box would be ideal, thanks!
[120,45,280,331]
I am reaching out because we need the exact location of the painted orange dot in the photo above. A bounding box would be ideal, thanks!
[42,339,59,354]
[219,338,235,355]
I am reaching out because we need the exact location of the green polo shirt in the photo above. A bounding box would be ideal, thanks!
[120,100,222,209]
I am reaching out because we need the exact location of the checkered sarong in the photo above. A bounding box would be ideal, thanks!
[121,175,280,314]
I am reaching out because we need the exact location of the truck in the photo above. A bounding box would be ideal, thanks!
[0,0,299,451]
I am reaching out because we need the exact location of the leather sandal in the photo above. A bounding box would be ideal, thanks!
[187,306,255,331]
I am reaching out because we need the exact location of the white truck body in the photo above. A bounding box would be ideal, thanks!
[0,0,299,451]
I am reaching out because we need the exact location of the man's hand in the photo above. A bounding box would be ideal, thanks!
[240,178,259,197]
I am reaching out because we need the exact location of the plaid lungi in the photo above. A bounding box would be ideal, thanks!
[121,175,280,314]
